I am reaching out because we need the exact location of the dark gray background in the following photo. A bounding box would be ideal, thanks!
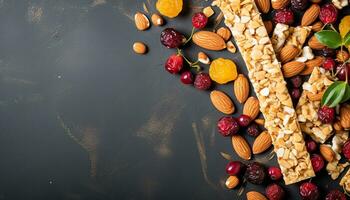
[0,0,345,199]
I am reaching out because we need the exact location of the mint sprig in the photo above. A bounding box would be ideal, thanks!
[321,81,350,107]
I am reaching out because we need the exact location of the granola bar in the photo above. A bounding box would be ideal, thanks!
[285,26,311,51]
[213,0,315,185]
[327,131,349,180]
[271,23,290,53]
[296,67,334,143]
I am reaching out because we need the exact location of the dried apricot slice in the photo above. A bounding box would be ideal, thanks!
[209,58,238,84]
[156,0,183,18]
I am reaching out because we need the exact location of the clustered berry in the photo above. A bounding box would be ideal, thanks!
[192,12,208,29]
[273,8,294,25]
[318,106,335,124]
[194,73,212,90]
[291,0,308,10]
[325,189,347,200]
[244,162,266,184]
[266,183,285,200]
[311,154,325,173]
[299,182,320,200]
[322,57,336,71]
[160,28,185,49]
[217,116,239,136]
[246,123,260,137]
[319,3,338,24]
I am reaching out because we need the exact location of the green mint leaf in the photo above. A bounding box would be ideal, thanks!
[315,30,342,49]
[322,81,344,106]
[341,83,350,103]
[328,82,347,107]
[344,31,350,46]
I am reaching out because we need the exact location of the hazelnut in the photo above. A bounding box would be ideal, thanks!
[133,42,147,54]
[226,41,236,53]
[336,50,349,62]
[198,52,210,64]
[151,13,164,26]
[216,27,231,41]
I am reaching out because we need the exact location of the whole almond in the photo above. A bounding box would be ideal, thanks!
[253,131,272,154]
[133,42,147,54]
[232,135,251,160]
[255,118,265,126]
[225,176,239,189]
[255,0,270,13]
[282,61,305,78]
[301,56,325,75]
[216,27,231,41]
[263,20,273,35]
[306,91,324,101]
[311,21,323,32]
[334,120,344,131]
[193,31,226,51]
[210,90,235,114]
[243,97,260,120]
[151,13,164,26]
[340,104,350,129]
[271,0,290,9]
[279,45,300,63]
[234,74,250,104]
[308,35,326,50]
[246,191,268,200]
[134,12,150,31]
[301,4,320,26]
[320,144,336,162]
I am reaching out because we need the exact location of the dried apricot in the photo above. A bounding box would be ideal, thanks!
[156,0,183,18]
[209,58,238,84]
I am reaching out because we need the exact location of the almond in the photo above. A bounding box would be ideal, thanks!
[246,191,268,200]
[210,90,235,114]
[306,91,324,101]
[271,0,290,9]
[301,4,320,26]
[226,41,236,53]
[225,176,239,189]
[282,61,305,78]
[253,131,272,154]
[263,20,273,35]
[340,104,350,129]
[279,45,300,63]
[232,135,251,160]
[255,0,270,13]
[255,118,265,126]
[133,42,147,54]
[301,56,325,75]
[334,120,344,131]
[320,144,336,162]
[234,74,250,104]
[151,13,164,26]
[134,12,150,31]
[243,97,260,120]
[311,21,323,32]
[308,35,326,50]
[193,31,226,51]
[216,27,231,41]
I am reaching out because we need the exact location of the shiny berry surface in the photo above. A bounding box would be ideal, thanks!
[325,189,346,200]
[217,117,239,137]
[247,123,259,137]
[319,3,338,24]
[192,12,208,29]
[165,54,183,74]
[273,8,294,25]
[322,57,336,70]
[299,182,320,200]
[226,161,244,176]
[343,140,350,160]
[336,63,350,82]
[318,106,335,124]
[180,71,193,84]
[268,166,282,181]
[237,114,251,127]
[266,183,285,200]
[311,154,325,173]
[160,28,185,49]
[244,162,266,185]
[306,139,317,153]
[289,75,302,88]
[194,73,212,90]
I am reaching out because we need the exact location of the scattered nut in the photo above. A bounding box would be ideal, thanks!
[133,42,147,54]
[198,52,210,64]
[336,50,350,62]
[151,13,164,26]
[216,27,231,41]
[134,12,150,31]
[226,41,236,53]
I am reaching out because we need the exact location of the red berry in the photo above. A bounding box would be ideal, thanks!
[180,71,193,84]
[217,116,240,137]
[318,106,335,124]
[325,189,346,200]
[319,3,338,24]
[311,154,325,173]
[245,162,266,185]
[165,54,183,74]
[237,114,251,127]
[291,88,301,100]
[291,0,308,10]
[273,8,294,25]
[336,63,350,82]
[289,76,302,88]
[268,166,282,181]
[160,28,186,49]
[194,73,212,90]
[342,140,350,159]
[192,12,208,29]
[266,183,285,200]
[306,139,317,153]
[322,57,336,70]
[226,161,244,176]
[247,123,260,137]
[299,182,320,200]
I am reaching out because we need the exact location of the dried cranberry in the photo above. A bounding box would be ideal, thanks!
[306,139,317,153]
[316,48,336,57]
[247,123,260,137]
[192,12,208,29]
[273,8,294,25]
[318,106,335,124]
[319,3,338,24]
[342,140,350,160]
[237,114,251,127]
[244,162,266,185]
[291,88,301,100]
[217,116,239,137]
[160,28,186,49]
[268,166,282,181]
[180,71,193,84]
[325,189,346,200]
[322,57,336,70]
[291,0,308,10]
[194,73,212,90]
[226,161,244,176]
[165,54,183,74]
[336,63,350,82]
[289,76,302,88]
[311,154,325,173]
[299,182,320,200]
[266,183,285,200]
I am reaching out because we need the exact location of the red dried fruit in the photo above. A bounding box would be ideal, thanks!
[192,12,208,29]
[299,182,320,200]
[289,76,302,88]
[291,88,301,100]
[322,57,336,70]
[217,116,240,137]
[247,123,260,137]
[266,183,285,200]
[273,8,294,25]
[244,162,266,185]
[268,166,282,181]
[237,114,251,127]
[316,47,336,57]
[180,71,193,84]
[160,28,186,49]
[343,140,350,160]
[194,73,212,90]
[306,139,317,153]
[319,3,338,24]
[336,63,350,82]
[291,0,308,10]
[226,161,245,176]
[165,54,183,74]
[325,189,346,200]
[311,154,325,173]
[318,106,335,124]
